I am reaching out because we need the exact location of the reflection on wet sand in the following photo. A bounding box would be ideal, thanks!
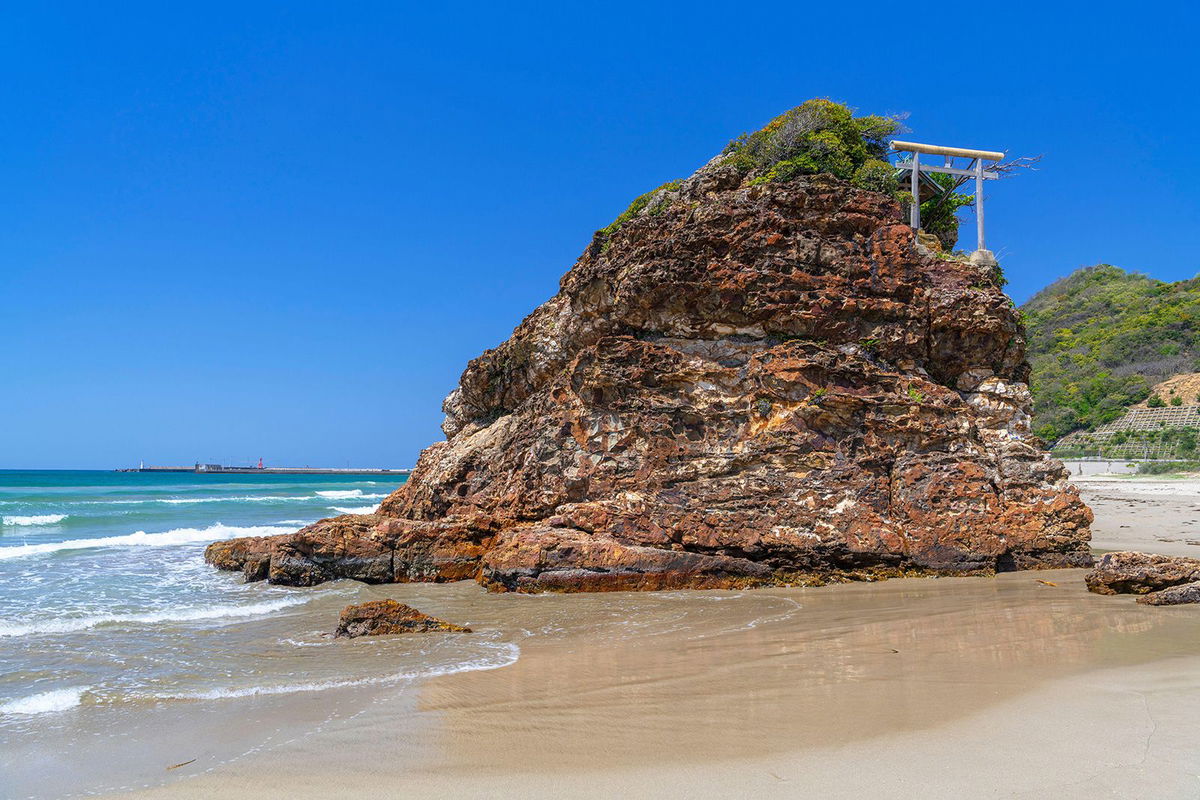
[412,569,1195,772]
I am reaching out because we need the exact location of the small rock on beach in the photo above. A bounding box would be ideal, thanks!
[335,599,472,638]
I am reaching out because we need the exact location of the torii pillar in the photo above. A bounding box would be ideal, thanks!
[892,141,1004,268]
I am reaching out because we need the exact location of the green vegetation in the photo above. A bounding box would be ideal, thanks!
[906,386,925,402]
[1137,460,1200,476]
[1057,427,1200,459]
[724,99,899,190]
[597,99,978,251]
[916,172,974,250]
[1021,264,1200,441]
[597,179,684,240]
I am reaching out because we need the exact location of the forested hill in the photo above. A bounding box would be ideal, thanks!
[1021,264,1200,442]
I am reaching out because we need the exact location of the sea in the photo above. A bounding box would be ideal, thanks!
[0,470,519,798]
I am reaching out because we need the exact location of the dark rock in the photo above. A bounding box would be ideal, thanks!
[1086,551,1200,597]
[1138,581,1200,606]
[334,600,471,638]
[206,138,1092,593]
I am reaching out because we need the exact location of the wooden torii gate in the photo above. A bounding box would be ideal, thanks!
[892,140,1003,265]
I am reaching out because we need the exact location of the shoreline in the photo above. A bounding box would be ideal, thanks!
[95,475,1200,799]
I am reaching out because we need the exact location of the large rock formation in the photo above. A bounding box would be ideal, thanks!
[207,142,1092,592]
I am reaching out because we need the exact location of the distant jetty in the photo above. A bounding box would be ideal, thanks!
[117,463,411,476]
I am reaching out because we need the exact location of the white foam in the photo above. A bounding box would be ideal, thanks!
[158,642,520,701]
[110,495,308,505]
[0,523,295,561]
[0,595,313,638]
[104,492,388,505]
[315,489,364,499]
[274,519,313,526]
[0,687,88,715]
[329,505,379,515]
[2,514,68,526]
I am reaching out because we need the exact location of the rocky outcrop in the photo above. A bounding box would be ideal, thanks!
[1085,551,1200,601]
[334,600,471,638]
[206,143,1092,592]
[1138,581,1200,606]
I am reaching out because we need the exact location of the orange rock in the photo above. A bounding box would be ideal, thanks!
[207,163,1092,592]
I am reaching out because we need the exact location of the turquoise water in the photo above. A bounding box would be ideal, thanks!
[0,470,519,798]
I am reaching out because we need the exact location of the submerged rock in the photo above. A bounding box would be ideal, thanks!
[334,600,471,638]
[206,113,1091,593]
[1085,551,1200,600]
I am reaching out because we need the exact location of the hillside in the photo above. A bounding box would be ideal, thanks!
[1021,264,1200,441]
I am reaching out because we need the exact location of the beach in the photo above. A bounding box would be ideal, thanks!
[3,471,1198,799]
[81,474,1198,800]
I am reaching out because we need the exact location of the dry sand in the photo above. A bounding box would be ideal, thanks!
[114,477,1200,800]
[1078,474,1200,557]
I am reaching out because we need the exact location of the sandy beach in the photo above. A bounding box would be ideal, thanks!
[93,474,1200,800]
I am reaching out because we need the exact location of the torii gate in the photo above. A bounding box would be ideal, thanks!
[892,140,1003,265]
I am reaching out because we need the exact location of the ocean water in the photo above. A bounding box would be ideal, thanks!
[0,470,518,798]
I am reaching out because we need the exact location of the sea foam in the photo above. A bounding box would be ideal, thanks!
[315,489,365,499]
[0,595,313,638]
[0,687,88,715]
[104,493,386,505]
[2,514,68,526]
[157,641,520,701]
[0,523,295,561]
[329,505,380,515]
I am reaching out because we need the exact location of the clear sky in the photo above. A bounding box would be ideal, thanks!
[3,1,1197,469]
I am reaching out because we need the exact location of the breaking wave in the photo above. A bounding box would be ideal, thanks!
[2,514,68,526]
[329,505,379,515]
[315,489,365,499]
[0,523,296,561]
[102,493,388,505]
[0,687,89,715]
[0,595,313,638]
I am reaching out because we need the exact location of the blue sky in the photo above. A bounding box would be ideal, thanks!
[3,1,1197,469]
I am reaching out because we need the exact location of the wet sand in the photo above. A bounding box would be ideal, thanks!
[114,479,1200,800]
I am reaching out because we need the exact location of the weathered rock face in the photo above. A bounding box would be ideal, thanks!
[206,161,1092,592]
[1085,551,1200,602]
[334,600,471,638]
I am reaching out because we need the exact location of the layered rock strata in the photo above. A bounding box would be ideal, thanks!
[207,160,1092,592]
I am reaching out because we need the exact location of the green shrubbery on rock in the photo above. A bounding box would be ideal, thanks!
[597,179,684,240]
[723,99,899,191]
[595,97,979,253]
[1022,264,1200,441]
[596,99,976,254]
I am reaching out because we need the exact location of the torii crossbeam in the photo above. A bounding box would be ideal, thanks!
[892,140,1003,265]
